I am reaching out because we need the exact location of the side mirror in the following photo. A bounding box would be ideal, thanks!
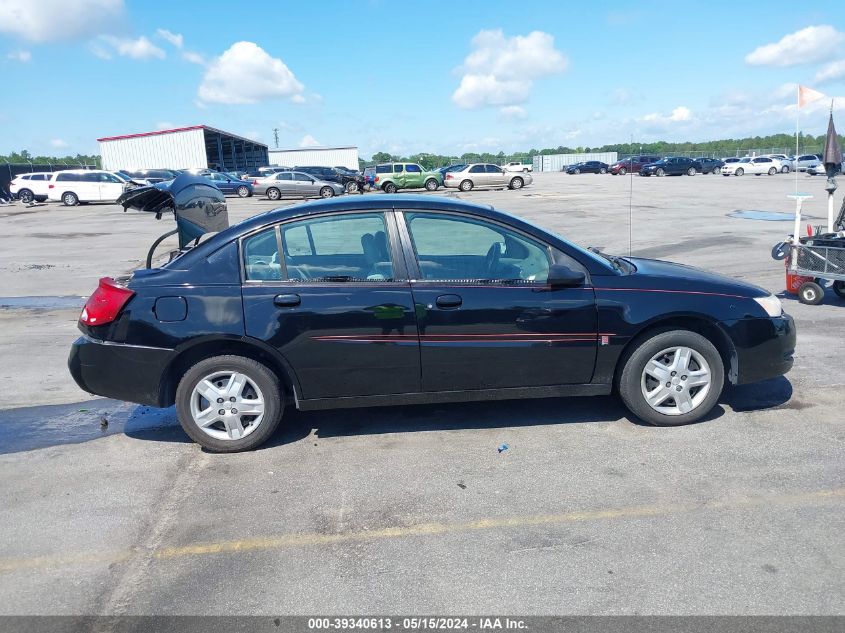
[547,263,585,288]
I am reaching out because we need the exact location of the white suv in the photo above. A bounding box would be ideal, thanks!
[47,170,127,206]
[795,154,821,171]
[9,172,53,203]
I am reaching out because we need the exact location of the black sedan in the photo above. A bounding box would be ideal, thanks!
[694,157,725,174]
[640,157,703,176]
[69,176,795,451]
[565,161,609,174]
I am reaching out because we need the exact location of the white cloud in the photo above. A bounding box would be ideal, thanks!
[50,138,67,148]
[290,94,306,104]
[816,60,845,84]
[6,50,31,63]
[197,41,304,105]
[156,28,182,48]
[499,105,527,120]
[299,134,321,148]
[640,106,693,126]
[0,0,125,42]
[94,35,166,60]
[182,51,205,65]
[745,25,845,67]
[452,30,567,109]
[670,106,691,121]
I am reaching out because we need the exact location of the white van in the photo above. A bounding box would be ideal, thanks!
[9,172,53,203]
[47,170,127,206]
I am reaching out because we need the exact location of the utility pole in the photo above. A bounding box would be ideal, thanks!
[273,128,279,148]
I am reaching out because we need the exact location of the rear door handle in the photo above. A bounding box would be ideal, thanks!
[273,293,301,308]
[435,294,462,309]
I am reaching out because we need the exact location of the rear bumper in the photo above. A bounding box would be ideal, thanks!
[68,335,174,407]
[722,314,796,385]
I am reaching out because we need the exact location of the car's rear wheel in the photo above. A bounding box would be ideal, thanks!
[618,329,724,426]
[18,189,34,204]
[656,168,665,177]
[320,186,334,198]
[424,178,438,191]
[267,187,281,200]
[798,281,824,305]
[383,182,398,194]
[768,167,777,175]
[62,192,79,206]
[618,167,627,176]
[459,179,473,191]
[175,355,283,452]
[735,168,744,176]
[509,177,524,190]
[687,167,696,176]
[781,165,790,173]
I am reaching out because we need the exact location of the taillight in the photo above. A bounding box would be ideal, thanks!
[252,180,258,185]
[49,184,54,188]
[80,277,135,326]
[446,173,453,180]
[374,176,380,182]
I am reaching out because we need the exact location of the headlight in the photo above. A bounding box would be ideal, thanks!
[753,294,783,317]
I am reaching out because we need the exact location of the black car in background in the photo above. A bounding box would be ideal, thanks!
[640,157,703,177]
[127,169,181,184]
[69,177,795,452]
[694,158,725,174]
[565,161,609,174]
[295,166,359,193]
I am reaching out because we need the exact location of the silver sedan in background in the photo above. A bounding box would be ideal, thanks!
[443,163,533,192]
[253,171,345,200]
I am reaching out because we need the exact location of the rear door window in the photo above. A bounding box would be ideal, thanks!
[469,165,484,173]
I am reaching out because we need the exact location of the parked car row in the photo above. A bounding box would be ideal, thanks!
[564,153,824,178]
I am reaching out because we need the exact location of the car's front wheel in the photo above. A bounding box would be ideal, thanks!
[62,192,79,206]
[618,167,627,176]
[781,165,790,173]
[735,168,744,176]
[656,168,665,177]
[687,167,696,176]
[618,329,724,426]
[320,186,335,198]
[266,187,281,200]
[424,178,438,191]
[175,355,283,452]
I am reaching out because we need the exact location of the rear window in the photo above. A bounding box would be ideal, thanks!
[376,165,392,174]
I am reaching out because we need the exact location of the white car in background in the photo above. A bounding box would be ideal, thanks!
[761,154,794,173]
[9,172,53,203]
[721,157,781,176]
[795,154,821,171]
[47,169,128,205]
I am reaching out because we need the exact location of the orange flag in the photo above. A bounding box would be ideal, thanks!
[799,85,824,108]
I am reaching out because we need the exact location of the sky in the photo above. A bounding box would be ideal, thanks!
[1,0,844,159]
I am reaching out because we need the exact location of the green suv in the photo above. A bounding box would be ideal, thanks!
[374,163,442,193]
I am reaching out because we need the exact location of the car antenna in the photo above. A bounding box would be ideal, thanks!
[628,134,635,257]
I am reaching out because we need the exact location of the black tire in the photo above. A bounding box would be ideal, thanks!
[320,186,334,198]
[18,189,34,204]
[267,187,281,200]
[459,179,473,192]
[619,167,627,176]
[599,167,607,174]
[383,182,398,194]
[768,167,777,176]
[798,281,824,305]
[508,177,524,190]
[424,178,438,191]
[573,169,580,175]
[656,168,665,177]
[618,329,724,427]
[236,185,250,198]
[781,165,790,174]
[175,355,283,452]
[735,168,744,176]
[687,167,696,176]
[62,192,79,206]
[833,280,845,299]
[345,181,358,194]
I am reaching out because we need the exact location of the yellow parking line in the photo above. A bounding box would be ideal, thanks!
[1,487,842,574]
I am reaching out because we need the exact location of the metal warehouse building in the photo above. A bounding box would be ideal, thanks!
[269,146,358,170]
[97,125,269,172]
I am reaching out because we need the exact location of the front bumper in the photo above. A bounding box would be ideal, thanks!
[68,335,175,407]
[722,314,796,385]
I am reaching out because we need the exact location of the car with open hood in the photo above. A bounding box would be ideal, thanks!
[68,176,795,452]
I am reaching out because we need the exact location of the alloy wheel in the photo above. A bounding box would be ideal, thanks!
[640,346,711,416]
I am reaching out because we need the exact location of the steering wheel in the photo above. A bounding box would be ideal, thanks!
[484,242,502,278]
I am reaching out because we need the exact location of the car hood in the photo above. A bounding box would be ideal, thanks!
[116,174,229,248]
[626,257,769,298]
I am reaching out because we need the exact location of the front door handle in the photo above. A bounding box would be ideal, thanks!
[273,293,301,308]
[435,294,462,309]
